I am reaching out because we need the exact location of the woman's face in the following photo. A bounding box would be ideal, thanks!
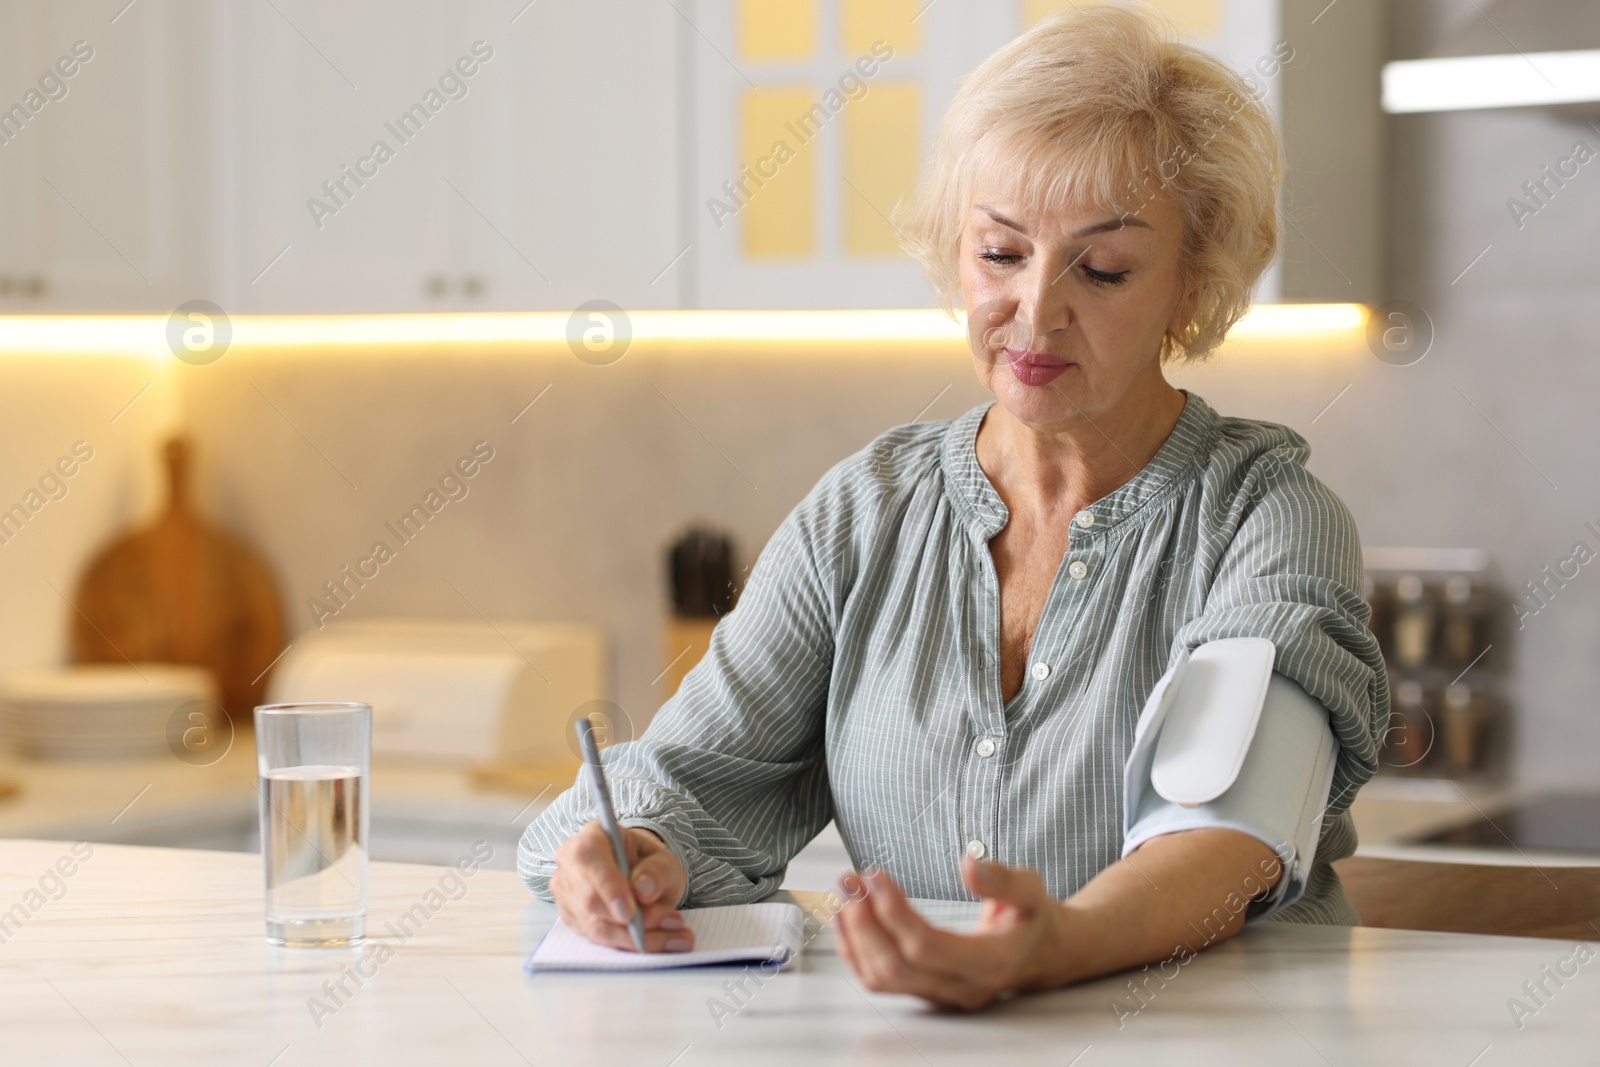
[959,177,1193,429]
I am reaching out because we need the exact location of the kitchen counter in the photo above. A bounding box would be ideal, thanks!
[1,746,1591,881]
[0,840,1591,1064]
[0,743,549,870]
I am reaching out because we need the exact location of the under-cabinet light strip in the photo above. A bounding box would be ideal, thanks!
[1383,49,1600,114]
[0,305,1367,354]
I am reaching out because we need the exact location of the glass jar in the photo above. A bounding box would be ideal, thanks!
[1385,679,1436,772]
[1390,575,1436,671]
[1439,575,1489,671]
[1440,683,1492,775]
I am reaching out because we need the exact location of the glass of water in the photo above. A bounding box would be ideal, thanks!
[255,702,371,947]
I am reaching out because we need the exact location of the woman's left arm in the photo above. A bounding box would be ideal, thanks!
[836,826,1278,1010]
[839,446,1388,1009]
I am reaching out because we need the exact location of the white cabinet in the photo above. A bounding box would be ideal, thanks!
[685,0,1382,308]
[215,0,487,311]
[468,0,684,312]
[0,0,1379,312]
[216,0,682,312]
[687,0,1012,309]
[0,0,213,311]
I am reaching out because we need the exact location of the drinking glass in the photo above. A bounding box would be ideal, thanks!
[255,702,371,946]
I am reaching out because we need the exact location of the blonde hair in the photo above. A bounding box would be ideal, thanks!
[896,3,1284,361]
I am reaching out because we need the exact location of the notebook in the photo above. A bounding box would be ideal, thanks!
[525,901,808,973]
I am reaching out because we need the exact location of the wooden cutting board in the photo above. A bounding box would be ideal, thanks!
[71,437,284,717]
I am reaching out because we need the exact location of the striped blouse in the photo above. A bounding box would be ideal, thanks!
[519,392,1390,924]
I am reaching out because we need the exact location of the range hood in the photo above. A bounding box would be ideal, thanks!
[1382,0,1600,114]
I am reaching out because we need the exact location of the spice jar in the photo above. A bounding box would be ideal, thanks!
[1385,679,1435,772]
[1439,575,1489,671]
[1441,683,1491,775]
[1390,575,1436,671]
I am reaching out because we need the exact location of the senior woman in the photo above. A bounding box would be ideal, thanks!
[521,5,1387,1009]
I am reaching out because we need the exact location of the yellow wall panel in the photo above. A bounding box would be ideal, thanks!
[1149,0,1221,36]
[1022,0,1222,38]
[740,88,817,258]
[840,0,922,56]
[843,82,920,256]
[738,0,816,61]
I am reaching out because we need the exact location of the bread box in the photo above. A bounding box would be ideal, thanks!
[266,618,606,766]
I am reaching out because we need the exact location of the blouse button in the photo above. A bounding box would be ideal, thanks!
[1030,662,1051,681]
[965,839,987,860]
[975,738,996,758]
[1068,560,1089,580]
[1075,511,1095,529]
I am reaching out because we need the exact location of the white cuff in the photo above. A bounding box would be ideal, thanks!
[1123,642,1337,921]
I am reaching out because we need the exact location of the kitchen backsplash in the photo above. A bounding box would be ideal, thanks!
[0,316,1592,790]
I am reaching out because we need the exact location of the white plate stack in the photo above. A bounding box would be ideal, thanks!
[0,664,218,760]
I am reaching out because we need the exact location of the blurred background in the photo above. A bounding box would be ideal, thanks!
[0,0,1595,878]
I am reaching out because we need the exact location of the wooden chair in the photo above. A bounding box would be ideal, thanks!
[1333,855,1600,940]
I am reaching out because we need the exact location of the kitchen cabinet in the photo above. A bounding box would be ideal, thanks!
[686,0,1009,309]
[216,0,683,313]
[216,1,489,311]
[1276,0,1385,303]
[686,0,1383,308]
[0,0,1379,312]
[465,0,684,312]
[0,0,214,311]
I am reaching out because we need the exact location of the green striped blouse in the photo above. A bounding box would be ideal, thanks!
[520,392,1390,924]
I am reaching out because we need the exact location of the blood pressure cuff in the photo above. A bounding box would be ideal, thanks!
[1122,638,1337,921]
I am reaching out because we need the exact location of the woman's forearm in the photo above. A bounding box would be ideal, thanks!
[1031,828,1284,990]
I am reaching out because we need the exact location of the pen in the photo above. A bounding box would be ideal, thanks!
[574,715,648,953]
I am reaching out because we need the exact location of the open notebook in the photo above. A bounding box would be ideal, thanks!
[525,902,808,973]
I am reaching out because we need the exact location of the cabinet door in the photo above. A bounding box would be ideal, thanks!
[0,0,213,310]
[690,0,1012,309]
[462,0,684,311]
[220,0,684,313]
[691,0,1284,309]
[0,1,45,307]
[219,0,472,311]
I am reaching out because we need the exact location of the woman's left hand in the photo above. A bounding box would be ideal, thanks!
[834,857,1071,1010]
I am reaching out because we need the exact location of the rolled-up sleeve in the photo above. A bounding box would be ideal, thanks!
[518,491,838,907]
[1170,446,1390,918]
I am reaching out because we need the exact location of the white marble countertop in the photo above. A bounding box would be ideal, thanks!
[0,840,1593,1065]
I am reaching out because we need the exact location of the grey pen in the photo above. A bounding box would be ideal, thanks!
[574,716,648,953]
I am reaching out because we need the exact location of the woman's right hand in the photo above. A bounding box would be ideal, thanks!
[549,822,694,952]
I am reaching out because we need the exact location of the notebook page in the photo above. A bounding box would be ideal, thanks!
[526,902,806,973]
